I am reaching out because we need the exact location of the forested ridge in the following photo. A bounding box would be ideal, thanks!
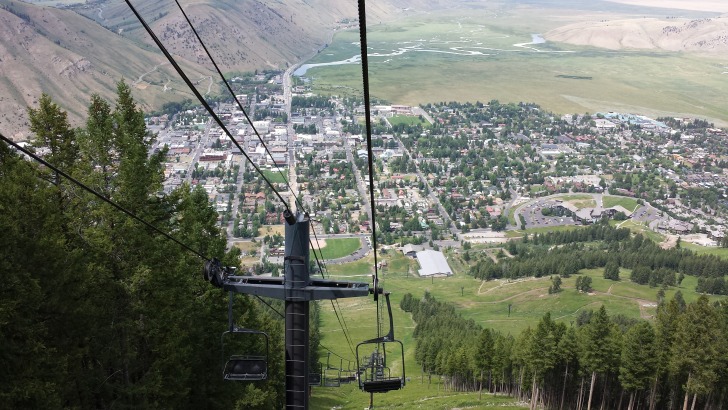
[402,291,728,410]
[0,84,292,408]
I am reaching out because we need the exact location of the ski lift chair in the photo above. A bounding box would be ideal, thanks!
[221,291,269,381]
[322,353,341,387]
[355,291,405,393]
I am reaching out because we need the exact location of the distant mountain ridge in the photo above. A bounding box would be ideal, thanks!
[1,0,451,139]
[546,16,728,52]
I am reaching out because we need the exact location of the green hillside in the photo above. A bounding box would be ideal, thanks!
[310,242,727,408]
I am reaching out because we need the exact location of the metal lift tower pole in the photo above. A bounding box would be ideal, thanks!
[217,210,370,409]
[284,211,311,409]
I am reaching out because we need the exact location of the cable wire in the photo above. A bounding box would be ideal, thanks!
[0,132,209,261]
[124,0,290,212]
[320,343,356,366]
[308,234,357,359]
[126,0,365,366]
[172,0,305,213]
[2,132,287,321]
[357,0,382,338]
[168,1,334,278]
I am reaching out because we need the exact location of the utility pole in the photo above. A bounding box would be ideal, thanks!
[209,210,370,409]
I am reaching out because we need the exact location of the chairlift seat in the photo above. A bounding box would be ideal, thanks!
[361,378,403,393]
[221,292,270,382]
[309,372,322,386]
[223,355,267,381]
[355,291,406,394]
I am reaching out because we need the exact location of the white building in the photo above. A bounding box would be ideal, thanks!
[416,250,453,277]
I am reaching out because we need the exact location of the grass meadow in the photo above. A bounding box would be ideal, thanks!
[682,242,728,259]
[309,248,727,408]
[261,169,289,184]
[603,196,640,211]
[302,13,728,126]
[316,237,362,260]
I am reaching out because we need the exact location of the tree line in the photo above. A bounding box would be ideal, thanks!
[0,84,294,408]
[468,224,728,295]
[401,291,728,410]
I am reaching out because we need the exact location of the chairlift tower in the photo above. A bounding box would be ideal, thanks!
[207,210,370,409]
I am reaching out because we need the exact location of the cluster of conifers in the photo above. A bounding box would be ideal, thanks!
[402,291,727,410]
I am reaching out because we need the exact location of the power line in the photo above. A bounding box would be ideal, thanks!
[172,0,305,214]
[146,0,333,282]
[308,234,358,359]
[0,132,209,261]
[357,0,382,337]
[124,0,291,212]
[126,0,373,375]
[2,132,289,321]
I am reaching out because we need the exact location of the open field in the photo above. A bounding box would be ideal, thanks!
[558,194,593,201]
[570,199,596,209]
[260,224,285,237]
[261,169,288,184]
[612,219,665,243]
[605,0,728,13]
[310,250,726,408]
[232,241,258,253]
[506,224,585,237]
[388,114,430,128]
[603,195,640,211]
[682,242,728,259]
[303,10,728,126]
[316,237,361,260]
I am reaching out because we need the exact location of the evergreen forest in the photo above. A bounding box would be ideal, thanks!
[402,286,728,410]
[0,83,296,409]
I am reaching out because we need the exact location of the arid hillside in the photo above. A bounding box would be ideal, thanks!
[1,0,452,139]
[605,0,728,13]
[546,16,728,52]
[0,0,209,139]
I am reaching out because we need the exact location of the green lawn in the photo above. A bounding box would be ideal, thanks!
[571,199,597,209]
[325,256,374,277]
[612,219,665,243]
[603,196,640,212]
[510,225,585,236]
[316,238,362,260]
[557,194,593,201]
[682,243,728,260]
[388,114,430,128]
[261,169,288,184]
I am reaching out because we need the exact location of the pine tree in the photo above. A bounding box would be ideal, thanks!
[620,321,658,410]
[603,261,620,281]
[669,296,726,410]
[0,143,64,407]
[579,306,620,410]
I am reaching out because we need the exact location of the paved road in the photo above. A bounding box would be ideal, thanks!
[511,192,667,232]
[344,142,373,228]
[282,63,299,211]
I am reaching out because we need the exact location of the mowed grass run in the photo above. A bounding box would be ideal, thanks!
[682,242,728,260]
[310,250,726,408]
